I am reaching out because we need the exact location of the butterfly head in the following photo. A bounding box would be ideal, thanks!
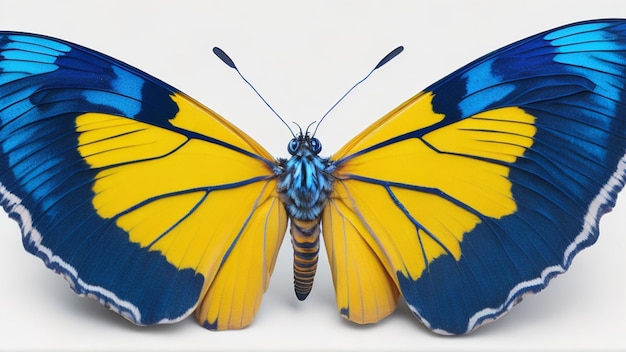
[287,134,322,156]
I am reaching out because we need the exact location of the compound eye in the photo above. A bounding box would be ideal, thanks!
[287,138,300,155]
[309,137,322,154]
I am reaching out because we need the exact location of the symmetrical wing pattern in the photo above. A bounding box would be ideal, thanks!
[1,20,626,335]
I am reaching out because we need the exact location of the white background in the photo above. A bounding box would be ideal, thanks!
[1,0,626,350]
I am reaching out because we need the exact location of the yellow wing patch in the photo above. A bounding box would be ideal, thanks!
[334,92,444,159]
[424,107,537,163]
[170,93,273,159]
[196,193,287,330]
[75,99,287,329]
[324,92,536,322]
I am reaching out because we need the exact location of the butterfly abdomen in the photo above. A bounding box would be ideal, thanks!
[290,217,321,300]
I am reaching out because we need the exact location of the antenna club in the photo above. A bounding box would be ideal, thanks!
[213,47,237,69]
[375,46,404,69]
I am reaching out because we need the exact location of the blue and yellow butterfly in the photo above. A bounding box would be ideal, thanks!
[1,19,626,335]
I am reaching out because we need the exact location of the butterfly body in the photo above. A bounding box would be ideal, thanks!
[277,134,334,299]
[2,19,626,334]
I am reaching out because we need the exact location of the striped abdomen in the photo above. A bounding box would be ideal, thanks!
[290,217,321,300]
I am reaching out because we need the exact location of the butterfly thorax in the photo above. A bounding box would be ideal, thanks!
[276,134,334,300]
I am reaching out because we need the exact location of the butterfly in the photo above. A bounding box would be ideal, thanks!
[1,19,625,335]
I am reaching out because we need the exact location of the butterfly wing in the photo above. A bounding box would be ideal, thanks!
[322,19,626,334]
[0,32,287,330]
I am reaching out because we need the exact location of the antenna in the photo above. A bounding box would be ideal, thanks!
[213,47,295,137]
[311,46,404,137]
[214,46,404,138]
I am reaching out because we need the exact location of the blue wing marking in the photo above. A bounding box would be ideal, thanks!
[398,19,626,334]
[0,32,204,326]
